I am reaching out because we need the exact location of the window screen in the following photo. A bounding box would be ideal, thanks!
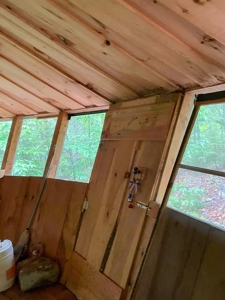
[56,113,105,182]
[12,118,57,176]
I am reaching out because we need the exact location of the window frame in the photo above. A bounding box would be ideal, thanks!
[165,95,225,227]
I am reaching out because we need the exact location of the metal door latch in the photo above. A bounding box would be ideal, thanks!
[136,202,149,210]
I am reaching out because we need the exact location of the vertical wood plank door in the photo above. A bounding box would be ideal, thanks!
[72,94,182,299]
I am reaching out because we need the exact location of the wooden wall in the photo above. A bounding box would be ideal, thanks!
[0,93,186,300]
[133,208,225,300]
[0,176,87,272]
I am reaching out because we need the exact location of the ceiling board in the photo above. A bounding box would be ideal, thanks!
[0,0,224,119]
[6,0,178,93]
[0,76,59,113]
[66,0,225,86]
[0,34,109,107]
[0,90,37,115]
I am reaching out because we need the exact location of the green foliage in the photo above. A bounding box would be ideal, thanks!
[0,114,104,181]
[12,118,57,176]
[182,103,225,171]
[168,182,206,217]
[56,113,105,182]
[0,121,12,164]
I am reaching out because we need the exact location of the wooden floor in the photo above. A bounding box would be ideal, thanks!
[0,283,77,300]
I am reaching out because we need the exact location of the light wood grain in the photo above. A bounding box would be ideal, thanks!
[122,216,156,300]
[75,140,136,263]
[157,0,225,47]
[0,57,83,110]
[44,112,68,178]
[103,141,165,288]
[126,0,225,72]
[0,33,110,108]
[0,90,37,115]
[51,0,195,88]
[62,251,123,300]
[0,0,224,119]
[101,102,176,141]
[1,116,22,174]
[0,3,137,101]
[56,182,87,271]
[156,93,194,204]
[0,175,87,277]
[68,0,225,87]
[0,77,59,113]
[0,176,29,243]
[6,0,177,93]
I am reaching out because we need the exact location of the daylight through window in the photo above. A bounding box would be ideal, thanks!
[12,118,57,176]
[167,102,225,230]
[56,113,105,182]
[0,121,12,166]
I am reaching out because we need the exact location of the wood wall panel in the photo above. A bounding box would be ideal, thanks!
[102,102,176,141]
[122,216,156,300]
[62,252,123,300]
[0,176,29,243]
[191,228,225,300]
[56,182,87,271]
[75,140,137,267]
[103,141,165,288]
[133,208,215,300]
[0,176,87,273]
[0,93,181,300]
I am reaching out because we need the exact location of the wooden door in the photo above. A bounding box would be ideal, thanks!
[62,94,182,300]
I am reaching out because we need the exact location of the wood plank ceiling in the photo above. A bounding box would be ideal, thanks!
[0,0,224,119]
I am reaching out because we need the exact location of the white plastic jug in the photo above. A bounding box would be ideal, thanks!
[0,240,15,292]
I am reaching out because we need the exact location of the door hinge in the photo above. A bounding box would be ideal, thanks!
[82,198,89,212]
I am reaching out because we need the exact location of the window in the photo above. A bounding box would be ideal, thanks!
[0,121,12,166]
[167,102,225,230]
[56,113,105,182]
[12,118,57,176]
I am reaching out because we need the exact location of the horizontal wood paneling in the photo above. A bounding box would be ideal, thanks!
[102,102,176,141]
